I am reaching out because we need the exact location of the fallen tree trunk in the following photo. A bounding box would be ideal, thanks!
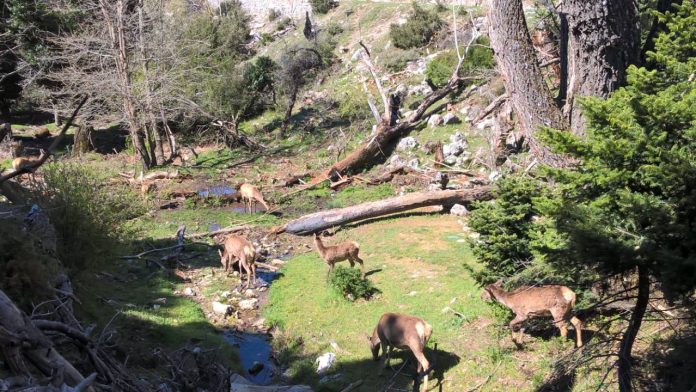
[280,186,492,235]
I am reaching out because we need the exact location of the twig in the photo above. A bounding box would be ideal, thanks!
[380,358,411,392]
[472,94,508,124]
[0,95,88,184]
[465,361,501,392]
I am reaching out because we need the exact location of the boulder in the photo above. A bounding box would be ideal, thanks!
[428,114,443,128]
[442,113,461,124]
[239,298,259,310]
[450,204,469,216]
[396,136,418,151]
[443,143,464,157]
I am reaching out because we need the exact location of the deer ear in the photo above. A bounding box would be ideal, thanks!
[494,278,504,287]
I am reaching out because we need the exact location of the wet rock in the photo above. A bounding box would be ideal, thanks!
[427,114,443,128]
[396,136,418,151]
[450,204,469,217]
[442,113,461,124]
[212,301,232,316]
[239,298,259,310]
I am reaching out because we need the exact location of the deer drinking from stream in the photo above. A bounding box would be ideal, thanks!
[313,232,365,279]
[368,312,433,392]
[239,183,270,213]
[219,235,257,289]
[481,280,583,348]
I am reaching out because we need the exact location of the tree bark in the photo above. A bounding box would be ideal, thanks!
[73,125,93,155]
[617,265,649,392]
[138,3,162,166]
[279,86,298,139]
[487,0,565,143]
[561,0,639,132]
[280,186,493,235]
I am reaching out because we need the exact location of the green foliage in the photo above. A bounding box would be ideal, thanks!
[268,8,281,22]
[536,2,696,299]
[468,177,546,284]
[328,266,378,301]
[259,33,274,46]
[337,84,372,122]
[276,16,292,31]
[310,0,337,14]
[325,22,343,36]
[0,218,60,308]
[31,163,146,270]
[381,49,420,72]
[390,3,443,49]
[425,37,495,88]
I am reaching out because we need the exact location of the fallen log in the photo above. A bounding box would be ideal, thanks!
[279,186,492,235]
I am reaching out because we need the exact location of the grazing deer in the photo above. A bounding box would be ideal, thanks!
[368,313,433,392]
[239,183,270,213]
[218,235,257,289]
[313,233,365,278]
[12,157,34,171]
[481,280,583,347]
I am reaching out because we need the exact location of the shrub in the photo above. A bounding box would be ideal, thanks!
[268,8,281,22]
[390,3,444,49]
[30,163,146,270]
[329,266,378,301]
[277,16,292,31]
[310,0,336,14]
[326,22,343,36]
[425,37,495,88]
[381,49,420,72]
[259,32,274,46]
[337,84,372,121]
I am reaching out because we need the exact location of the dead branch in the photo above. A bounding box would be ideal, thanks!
[0,95,88,184]
[188,225,249,239]
[472,94,508,124]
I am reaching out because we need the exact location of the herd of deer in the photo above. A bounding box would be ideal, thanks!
[220,182,585,391]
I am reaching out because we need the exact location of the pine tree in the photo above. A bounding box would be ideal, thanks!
[537,3,696,391]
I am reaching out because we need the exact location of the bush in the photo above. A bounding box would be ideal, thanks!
[425,37,495,88]
[310,0,336,14]
[0,218,60,308]
[390,3,444,49]
[276,16,292,31]
[337,83,372,121]
[30,163,146,270]
[329,266,378,301]
[325,22,343,36]
[381,49,420,72]
[268,8,281,22]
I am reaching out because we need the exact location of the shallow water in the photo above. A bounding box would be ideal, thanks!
[224,331,274,385]
[197,185,237,198]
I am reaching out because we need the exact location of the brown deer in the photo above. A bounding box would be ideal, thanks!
[481,280,583,347]
[368,313,433,392]
[313,233,365,278]
[12,157,34,171]
[239,183,270,213]
[218,235,257,289]
[434,141,444,167]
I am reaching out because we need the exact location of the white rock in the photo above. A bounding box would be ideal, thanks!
[244,289,256,298]
[488,171,502,181]
[212,301,232,315]
[450,131,467,143]
[396,136,418,151]
[407,158,420,170]
[450,204,469,216]
[407,80,432,94]
[428,114,443,128]
[388,155,405,168]
[442,113,461,124]
[315,352,336,374]
[270,259,286,266]
[183,287,195,296]
[239,298,259,310]
[444,155,457,165]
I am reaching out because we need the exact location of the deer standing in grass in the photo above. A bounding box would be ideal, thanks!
[368,313,433,392]
[313,233,365,278]
[218,235,257,289]
[481,280,583,348]
[239,183,270,213]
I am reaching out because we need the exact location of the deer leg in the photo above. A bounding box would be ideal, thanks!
[242,261,251,289]
[378,342,389,375]
[570,316,583,347]
[354,255,366,279]
[250,263,256,288]
[509,315,526,348]
[412,349,430,392]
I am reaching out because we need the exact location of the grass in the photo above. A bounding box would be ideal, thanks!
[264,215,581,391]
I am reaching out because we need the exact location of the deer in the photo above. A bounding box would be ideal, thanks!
[313,232,365,279]
[481,280,583,348]
[218,235,257,289]
[367,313,433,392]
[239,183,270,213]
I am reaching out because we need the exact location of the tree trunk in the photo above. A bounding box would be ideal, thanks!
[487,0,565,146]
[52,99,61,127]
[73,125,93,155]
[281,186,493,235]
[279,86,298,139]
[561,0,639,132]
[138,4,163,166]
[617,265,649,392]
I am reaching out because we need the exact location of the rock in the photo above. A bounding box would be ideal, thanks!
[407,291,418,296]
[319,373,343,384]
[388,155,405,168]
[443,142,465,157]
[444,155,457,165]
[239,298,259,310]
[488,171,502,181]
[442,113,461,124]
[244,289,256,298]
[396,136,418,151]
[450,131,467,143]
[270,259,286,266]
[183,287,195,296]
[405,59,426,75]
[248,361,264,375]
[450,204,469,217]
[212,301,232,315]
[407,80,432,95]
[315,352,336,374]
[153,297,167,305]
[407,158,420,170]
[428,114,443,128]
[350,49,363,62]
[152,304,160,310]
[455,156,470,167]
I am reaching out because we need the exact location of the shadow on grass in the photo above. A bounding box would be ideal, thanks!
[364,268,383,277]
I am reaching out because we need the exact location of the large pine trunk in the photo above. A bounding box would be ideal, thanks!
[562,0,640,132]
